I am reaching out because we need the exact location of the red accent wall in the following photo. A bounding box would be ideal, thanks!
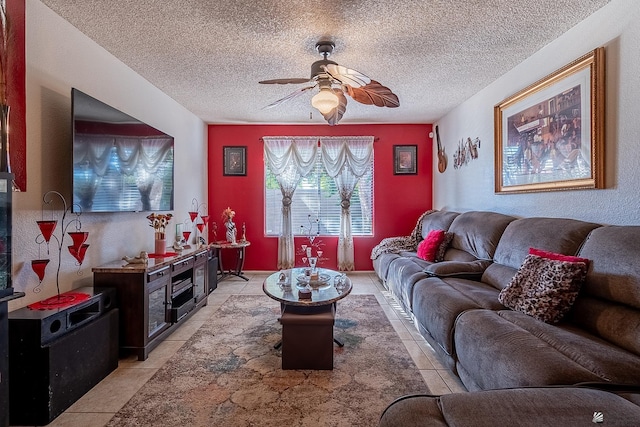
[6,0,26,191]
[208,124,433,271]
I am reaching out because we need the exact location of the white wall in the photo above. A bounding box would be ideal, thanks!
[9,0,207,309]
[434,0,640,226]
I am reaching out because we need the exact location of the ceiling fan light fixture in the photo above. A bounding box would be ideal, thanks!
[311,88,339,114]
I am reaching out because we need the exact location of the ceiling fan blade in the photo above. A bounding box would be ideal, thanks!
[259,78,312,84]
[346,80,400,108]
[323,64,371,88]
[262,85,316,109]
[321,89,347,126]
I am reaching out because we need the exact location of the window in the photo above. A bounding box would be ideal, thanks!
[265,151,373,236]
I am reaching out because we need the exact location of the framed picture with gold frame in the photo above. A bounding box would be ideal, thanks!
[494,47,605,194]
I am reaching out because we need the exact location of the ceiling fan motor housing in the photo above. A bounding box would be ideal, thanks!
[316,41,335,56]
[311,59,337,79]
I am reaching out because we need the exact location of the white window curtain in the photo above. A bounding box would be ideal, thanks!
[319,136,374,271]
[263,137,318,269]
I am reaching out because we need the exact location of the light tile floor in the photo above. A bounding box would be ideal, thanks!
[41,271,466,427]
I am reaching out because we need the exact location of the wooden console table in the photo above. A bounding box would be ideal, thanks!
[210,241,250,281]
[92,246,210,360]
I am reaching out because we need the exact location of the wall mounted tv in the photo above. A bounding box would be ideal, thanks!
[72,88,174,213]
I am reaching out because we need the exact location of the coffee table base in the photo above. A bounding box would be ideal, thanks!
[280,304,335,370]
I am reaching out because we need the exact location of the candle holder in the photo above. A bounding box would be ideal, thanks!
[190,198,209,246]
[31,191,88,299]
[297,214,326,268]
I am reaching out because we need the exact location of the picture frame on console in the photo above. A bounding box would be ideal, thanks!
[223,146,247,176]
[494,47,605,194]
[393,145,417,175]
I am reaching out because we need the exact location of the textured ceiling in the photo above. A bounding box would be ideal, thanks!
[41,0,611,125]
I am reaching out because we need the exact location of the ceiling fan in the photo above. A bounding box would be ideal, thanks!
[259,40,400,125]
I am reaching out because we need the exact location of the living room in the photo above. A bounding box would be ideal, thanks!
[2,0,640,425]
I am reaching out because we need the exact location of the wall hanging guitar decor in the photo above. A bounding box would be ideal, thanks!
[435,125,448,173]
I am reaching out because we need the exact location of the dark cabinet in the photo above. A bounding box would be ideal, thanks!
[147,267,171,339]
[8,287,118,426]
[93,248,209,360]
[193,249,208,302]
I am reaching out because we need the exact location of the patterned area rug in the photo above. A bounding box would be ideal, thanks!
[108,294,430,426]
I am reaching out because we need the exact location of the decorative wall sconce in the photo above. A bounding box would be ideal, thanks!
[31,191,88,305]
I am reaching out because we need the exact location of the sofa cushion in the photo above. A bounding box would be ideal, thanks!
[379,387,640,427]
[412,277,504,357]
[445,211,516,261]
[483,217,600,290]
[417,230,446,261]
[424,259,490,279]
[454,309,606,390]
[454,309,640,390]
[491,217,600,270]
[570,226,640,357]
[498,253,588,324]
[419,210,460,239]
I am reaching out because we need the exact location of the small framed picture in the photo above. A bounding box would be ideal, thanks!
[223,146,247,176]
[394,145,417,175]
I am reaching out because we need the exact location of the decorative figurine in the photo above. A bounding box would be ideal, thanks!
[222,207,237,244]
[122,251,149,264]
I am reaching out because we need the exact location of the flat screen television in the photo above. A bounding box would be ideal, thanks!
[72,88,174,213]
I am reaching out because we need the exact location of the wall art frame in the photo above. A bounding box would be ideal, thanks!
[494,47,605,194]
[393,145,417,175]
[223,146,247,176]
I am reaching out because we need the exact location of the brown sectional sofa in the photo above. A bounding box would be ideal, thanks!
[373,210,640,424]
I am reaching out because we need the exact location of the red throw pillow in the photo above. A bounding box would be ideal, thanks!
[417,229,446,262]
[529,248,590,266]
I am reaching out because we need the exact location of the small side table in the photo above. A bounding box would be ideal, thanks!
[210,241,250,281]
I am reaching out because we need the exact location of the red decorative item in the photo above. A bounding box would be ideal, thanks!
[196,222,206,233]
[182,231,191,241]
[68,243,89,264]
[188,211,199,222]
[32,191,88,296]
[68,231,89,248]
[200,215,209,225]
[148,251,178,258]
[31,259,49,282]
[36,220,57,242]
[27,291,91,310]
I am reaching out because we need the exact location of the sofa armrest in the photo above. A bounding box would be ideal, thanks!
[424,260,491,279]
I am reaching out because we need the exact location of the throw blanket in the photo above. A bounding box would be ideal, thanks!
[370,210,436,260]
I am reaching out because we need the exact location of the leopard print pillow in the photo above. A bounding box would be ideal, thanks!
[498,254,588,324]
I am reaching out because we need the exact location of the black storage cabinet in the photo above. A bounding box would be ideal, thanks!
[8,287,118,426]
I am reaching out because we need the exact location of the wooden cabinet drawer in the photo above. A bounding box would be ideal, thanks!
[147,266,170,284]
[172,256,194,275]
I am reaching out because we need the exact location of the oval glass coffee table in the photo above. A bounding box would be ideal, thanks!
[263,268,352,370]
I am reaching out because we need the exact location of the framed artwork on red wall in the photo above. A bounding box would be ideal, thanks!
[393,145,417,175]
[223,146,247,176]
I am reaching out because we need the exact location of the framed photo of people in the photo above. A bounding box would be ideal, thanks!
[494,47,605,194]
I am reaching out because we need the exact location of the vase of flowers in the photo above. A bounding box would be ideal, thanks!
[147,213,173,255]
[221,207,236,244]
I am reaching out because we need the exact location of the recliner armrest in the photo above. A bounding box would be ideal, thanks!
[424,259,491,279]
